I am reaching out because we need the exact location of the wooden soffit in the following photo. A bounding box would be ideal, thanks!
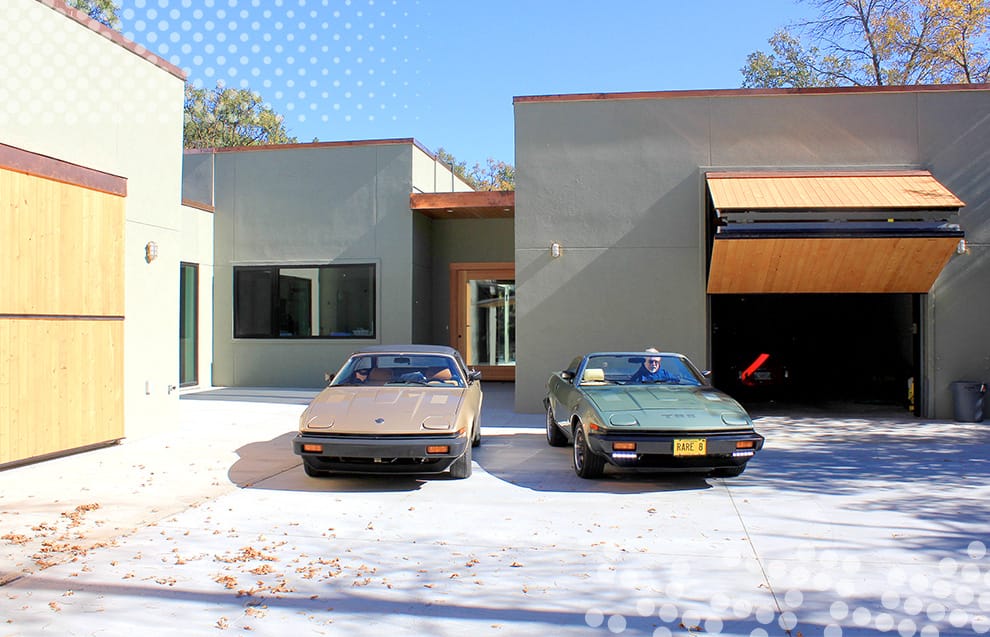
[410,190,514,219]
[707,236,961,294]
[706,171,964,211]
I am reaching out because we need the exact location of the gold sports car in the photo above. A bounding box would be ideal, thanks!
[293,345,483,479]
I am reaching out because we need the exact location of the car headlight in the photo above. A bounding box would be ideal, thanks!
[721,413,750,426]
[609,413,639,427]
[421,417,452,430]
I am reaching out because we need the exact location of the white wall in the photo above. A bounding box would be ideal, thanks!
[0,0,187,439]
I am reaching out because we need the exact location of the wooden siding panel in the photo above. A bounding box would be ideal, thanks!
[707,173,965,210]
[1,169,124,316]
[0,318,123,465]
[708,237,960,293]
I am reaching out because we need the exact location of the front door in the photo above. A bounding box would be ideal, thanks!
[450,263,515,381]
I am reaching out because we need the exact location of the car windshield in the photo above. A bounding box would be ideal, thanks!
[332,354,465,387]
[580,354,703,386]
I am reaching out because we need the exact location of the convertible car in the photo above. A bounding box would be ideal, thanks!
[545,352,764,479]
[292,345,482,479]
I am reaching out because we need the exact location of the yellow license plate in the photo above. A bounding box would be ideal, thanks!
[673,438,707,456]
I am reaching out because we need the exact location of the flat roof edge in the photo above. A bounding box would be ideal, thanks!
[38,0,186,81]
[514,83,990,104]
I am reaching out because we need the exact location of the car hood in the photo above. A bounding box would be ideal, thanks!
[586,385,753,431]
[299,386,465,435]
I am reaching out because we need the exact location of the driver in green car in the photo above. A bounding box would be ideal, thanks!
[629,347,677,383]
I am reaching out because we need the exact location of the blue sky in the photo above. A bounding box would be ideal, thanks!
[117,1,815,168]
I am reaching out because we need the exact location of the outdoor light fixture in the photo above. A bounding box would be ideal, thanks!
[145,241,159,263]
[550,242,561,258]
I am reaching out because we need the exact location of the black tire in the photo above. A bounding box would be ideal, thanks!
[471,419,481,448]
[302,457,327,478]
[449,443,473,479]
[573,424,605,479]
[712,465,745,478]
[546,405,567,447]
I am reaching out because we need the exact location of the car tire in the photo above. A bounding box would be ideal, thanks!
[471,419,481,448]
[712,466,745,478]
[573,424,605,479]
[302,457,327,478]
[546,405,568,447]
[449,444,473,479]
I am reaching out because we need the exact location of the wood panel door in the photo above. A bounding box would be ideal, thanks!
[450,263,515,382]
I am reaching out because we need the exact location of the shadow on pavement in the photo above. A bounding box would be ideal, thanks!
[474,430,713,494]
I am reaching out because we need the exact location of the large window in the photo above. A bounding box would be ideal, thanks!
[234,264,376,338]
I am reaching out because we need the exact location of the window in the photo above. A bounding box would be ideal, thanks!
[233,264,376,338]
[179,263,198,386]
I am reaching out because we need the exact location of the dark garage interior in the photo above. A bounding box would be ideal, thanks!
[710,294,918,413]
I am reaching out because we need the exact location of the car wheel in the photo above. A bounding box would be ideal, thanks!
[546,404,567,447]
[471,419,481,448]
[302,457,327,478]
[449,443,473,479]
[712,466,745,478]
[573,424,604,479]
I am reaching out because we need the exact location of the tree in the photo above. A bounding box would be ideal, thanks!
[741,0,990,87]
[68,0,121,29]
[436,148,515,191]
[469,158,515,192]
[183,83,297,149]
[742,29,849,87]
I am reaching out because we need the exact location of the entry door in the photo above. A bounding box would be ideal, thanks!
[450,263,515,381]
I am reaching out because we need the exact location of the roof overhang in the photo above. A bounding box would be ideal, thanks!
[410,191,514,219]
[706,171,965,294]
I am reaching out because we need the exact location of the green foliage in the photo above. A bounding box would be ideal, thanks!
[183,83,297,149]
[67,0,121,29]
[742,0,990,87]
[436,148,515,191]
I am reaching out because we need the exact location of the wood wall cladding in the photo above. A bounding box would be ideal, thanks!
[1,170,124,317]
[0,319,124,465]
[707,236,960,294]
[1,164,125,467]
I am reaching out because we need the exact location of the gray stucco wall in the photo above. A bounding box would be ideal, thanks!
[513,88,990,416]
[212,143,417,387]
[428,218,515,346]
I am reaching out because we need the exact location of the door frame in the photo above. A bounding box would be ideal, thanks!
[449,262,515,381]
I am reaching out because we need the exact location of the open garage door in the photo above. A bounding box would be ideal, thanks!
[705,171,965,412]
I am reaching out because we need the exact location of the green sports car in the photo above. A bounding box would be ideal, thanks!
[544,351,764,479]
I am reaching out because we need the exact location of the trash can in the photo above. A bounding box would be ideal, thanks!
[950,381,986,422]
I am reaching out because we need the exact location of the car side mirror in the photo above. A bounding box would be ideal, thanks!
[324,371,335,385]
[468,369,482,382]
[701,370,713,383]
[561,371,574,382]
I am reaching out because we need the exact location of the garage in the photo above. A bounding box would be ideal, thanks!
[705,171,965,412]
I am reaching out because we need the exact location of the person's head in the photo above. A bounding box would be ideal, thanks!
[643,347,661,371]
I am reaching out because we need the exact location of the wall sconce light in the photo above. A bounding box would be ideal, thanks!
[956,239,968,255]
[145,241,159,263]
[550,242,562,258]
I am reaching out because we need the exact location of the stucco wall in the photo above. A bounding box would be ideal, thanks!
[211,143,417,387]
[513,88,990,416]
[428,218,515,346]
[1,0,186,439]
[179,205,216,390]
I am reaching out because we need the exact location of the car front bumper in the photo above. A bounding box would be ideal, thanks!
[292,432,469,474]
[586,430,765,471]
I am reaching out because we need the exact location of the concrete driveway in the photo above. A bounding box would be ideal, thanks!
[1,384,988,636]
